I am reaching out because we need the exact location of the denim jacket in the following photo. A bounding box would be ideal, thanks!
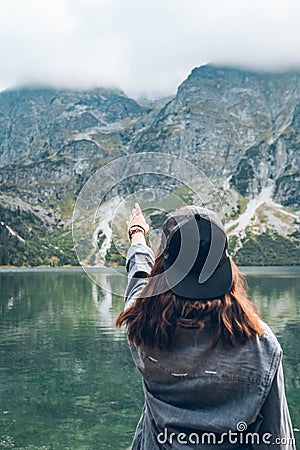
[124,243,296,450]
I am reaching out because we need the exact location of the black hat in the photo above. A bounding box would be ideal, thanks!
[162,206,232,300]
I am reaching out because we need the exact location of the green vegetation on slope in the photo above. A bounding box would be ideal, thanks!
[0,206,79,266]
[1,203,299,267]
[105,239,126,266]
[231,230,300,266]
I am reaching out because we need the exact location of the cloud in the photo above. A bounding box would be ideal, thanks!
[0,0,300,98]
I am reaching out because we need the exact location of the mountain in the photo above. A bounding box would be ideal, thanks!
[132,66,300,203]
[0,65,299,267]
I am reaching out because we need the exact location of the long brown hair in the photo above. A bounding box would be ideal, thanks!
[116,251,263,350]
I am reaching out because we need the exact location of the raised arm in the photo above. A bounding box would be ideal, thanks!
[124,203,154,309]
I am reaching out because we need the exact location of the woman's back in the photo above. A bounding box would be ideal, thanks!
[130,320,283,449]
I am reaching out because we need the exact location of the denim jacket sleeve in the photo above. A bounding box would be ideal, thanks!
[124,243,154,309]
[254,359,296,449]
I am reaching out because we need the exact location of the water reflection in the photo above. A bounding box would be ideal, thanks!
[246,272,300,333]
[0,268,299,449]
[91,276,125,340]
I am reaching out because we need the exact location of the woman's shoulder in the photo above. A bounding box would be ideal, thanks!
[258,320,282,354]
[240,320,283,387]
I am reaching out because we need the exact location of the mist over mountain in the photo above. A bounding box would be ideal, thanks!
[0,65,299,266]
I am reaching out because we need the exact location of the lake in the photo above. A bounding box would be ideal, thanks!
[0,267,299,449]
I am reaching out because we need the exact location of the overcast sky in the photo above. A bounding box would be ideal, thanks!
[1,0,300,98]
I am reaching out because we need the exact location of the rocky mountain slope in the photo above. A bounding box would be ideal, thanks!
[0,65,299,266]
[132,66,300,204]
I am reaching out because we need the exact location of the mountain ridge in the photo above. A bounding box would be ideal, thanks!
[0,64,299,266]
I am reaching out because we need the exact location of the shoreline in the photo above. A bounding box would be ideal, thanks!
[0,265,299,274]
[0,265,128,274]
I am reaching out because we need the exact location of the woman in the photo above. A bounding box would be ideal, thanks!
[116,203,295,449]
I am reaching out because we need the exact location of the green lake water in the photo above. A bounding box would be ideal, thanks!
[0,267,299,449]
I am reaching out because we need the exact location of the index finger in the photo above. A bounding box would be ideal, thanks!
[135,202,141,213]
